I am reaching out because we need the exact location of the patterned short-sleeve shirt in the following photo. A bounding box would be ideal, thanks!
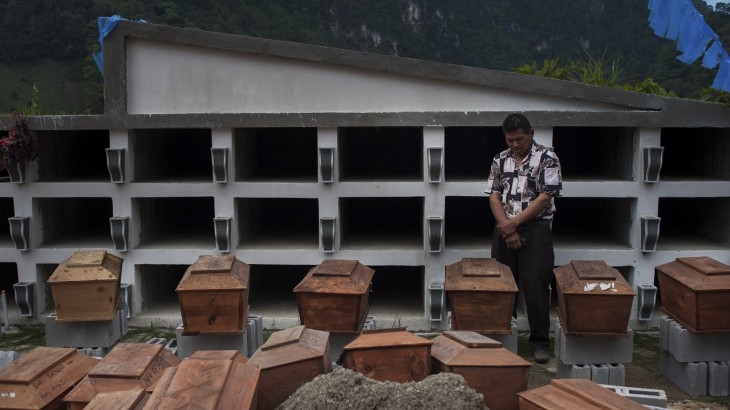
[485,141,562,220]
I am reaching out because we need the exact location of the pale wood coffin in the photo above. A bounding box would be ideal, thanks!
[47,250,123,322]
[431,331,531,410]
[517,378,646,409]
[176,254,250,335]
[554,260,636,336]
[293,259,374,333]
[445,258,518,333]
[656,256,730,333]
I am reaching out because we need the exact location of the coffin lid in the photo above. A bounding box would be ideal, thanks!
[249,325,330,369]
[343,327,432,350]
[554,260,635,296]
[431,331,532,368]
[176,254,249,291]
[48,250,123,283]
[89,343,180,378]
[0,346,80,383]
[444,258,517,293]
[656,256,730,292]
[293,259,375,295]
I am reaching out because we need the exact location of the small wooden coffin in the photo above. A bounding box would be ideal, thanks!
[0,346,98,410]
[144,351,260,410]
[340,327,432,383]
[445,258,518,333]
[517,378,646,409]
[431,331,531,410]
[553,260,636,336]
[83,387,146,410]
[248,326,331,410]
[63,342,180,410]
[47,250,123,322]
[293,259,375,333]
[656,256,730,333]
[176,254,250,335]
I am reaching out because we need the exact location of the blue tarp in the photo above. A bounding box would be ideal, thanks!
[648,0,730,92]
[93,15,146,76]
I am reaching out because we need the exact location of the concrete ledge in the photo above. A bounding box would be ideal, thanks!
[45,309,127,349]
[555,321,633,365]
[660,316,730,363]
[659,349,707,397]
[600,384,668,408]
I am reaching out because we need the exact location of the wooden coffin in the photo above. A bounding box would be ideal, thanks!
[248,325,332,410]
[83,387,146,410]
[656,256,730,333]
[0,346,98,410]
[553,260,636,336]
[431,331,531,410]
[340,327,432,383]
[47,250,123,322]
[293,259,375,333]
[445,258,518,333]
[63,343,180,410]
[144,351,259,410]
[176,254,250,335]
[517,378,646,409]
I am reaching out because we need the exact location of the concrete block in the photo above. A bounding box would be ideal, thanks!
[363,315,377,331]
[556,358,591,380]
[77,347,108,358]
[606,363,626,386]
[590,364,610,384]
[175,324,247,359]
[659,316,670,351]
[481,320,518,354]
[164,338,178,357]
[554,321,633,365]
[45,309,127,349]
[664,317,730,362]
[246,315,264,355]
[659,349,707,396]
[146,337,167,345]
[708,361,729,397]
[600,384,668,408]
[329,332,359,364]
[0,351,19,370]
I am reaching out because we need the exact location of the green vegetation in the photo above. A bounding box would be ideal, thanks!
[0,0,729,114]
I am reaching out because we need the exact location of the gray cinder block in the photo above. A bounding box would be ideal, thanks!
[0,351,19,370]
[246,314,264,355]
[556,358,591,380]
[600,384,668,408]
[45,309,127,349]
[664,317,730,363]
[590,364,610,384]
[555,321,633,365]
[708,361,729,397]
[659,349,707,396]
[175,324,247,359]
[606,363,626,386]
[77,347,108,358]
[482,320,518,354]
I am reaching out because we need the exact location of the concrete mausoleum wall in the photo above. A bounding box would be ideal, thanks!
[1,21,729,332]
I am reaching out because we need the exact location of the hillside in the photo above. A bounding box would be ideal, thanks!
[0,0,728,114]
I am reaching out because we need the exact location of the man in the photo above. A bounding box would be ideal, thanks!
[485,113,562,363]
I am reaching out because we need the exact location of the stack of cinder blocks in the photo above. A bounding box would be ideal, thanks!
[659,316,730,397]
[554,321,632,385]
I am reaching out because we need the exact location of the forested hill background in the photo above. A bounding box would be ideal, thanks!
[1,0,729,114]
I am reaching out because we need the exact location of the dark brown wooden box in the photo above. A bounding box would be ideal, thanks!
[248,325,332,410]
[47,250,123,322]
[431,331,531,410]
[340,327,432,383]
[176,254,250,335]
[63,343,180,410]
[518,378,646,409]
[293,259,375,333]
[144,351,260,410]
[554,260,636,336]
[0,346,98,410]
[656,256,730,333]
[445,258,518,333]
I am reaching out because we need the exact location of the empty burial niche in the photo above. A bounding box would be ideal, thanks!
[137,264,185,312]
[131,128,212,182]
[236,198,319,248]
[36,130,110,181]
[368,265,424,319]
[658,197,730,249]
[0,198,13,247]
[0,263,20,313]
[37,197,113,247]
[551,197,634,249]
[339,197,424,249]
[444,126,505,181]
[661,127,730,180]
[553,127,635,181]
[248,264,310,316]
[234,127,318,181]
[338,127,423,181]
[134,197,215,248]
[445,196,495,249]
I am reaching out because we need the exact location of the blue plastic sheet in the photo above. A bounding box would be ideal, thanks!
[648,0,730,92]
[93,15,146,76]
